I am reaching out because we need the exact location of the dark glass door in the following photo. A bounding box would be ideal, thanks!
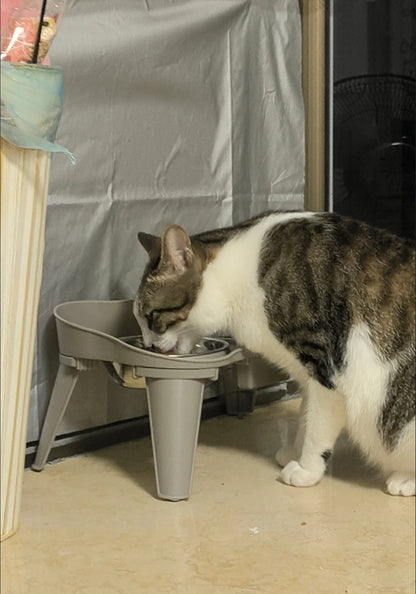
[329,0,415,240]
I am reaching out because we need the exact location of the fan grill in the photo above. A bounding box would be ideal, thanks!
[333,74,415,239]
[334,75,416,125]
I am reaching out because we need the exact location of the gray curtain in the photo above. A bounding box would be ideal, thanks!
[28,0,304,444]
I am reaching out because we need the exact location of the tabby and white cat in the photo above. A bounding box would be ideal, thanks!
[133,211,415,496]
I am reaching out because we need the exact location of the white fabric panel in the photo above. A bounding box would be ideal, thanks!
[1,141,50,537]
[29,0,304,442]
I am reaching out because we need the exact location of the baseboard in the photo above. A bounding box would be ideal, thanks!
[25,385,299,470]
[25,397,226,469]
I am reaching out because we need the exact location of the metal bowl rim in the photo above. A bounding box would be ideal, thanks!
[119,335,230,358]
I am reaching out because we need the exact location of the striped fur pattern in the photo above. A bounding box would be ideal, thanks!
[134,211,415,496]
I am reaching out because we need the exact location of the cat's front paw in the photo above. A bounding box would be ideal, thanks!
[281,460,323,488]
[386,472,415,497]
[275,446,297,468]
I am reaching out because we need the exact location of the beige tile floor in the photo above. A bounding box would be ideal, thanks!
[2,398,415,594]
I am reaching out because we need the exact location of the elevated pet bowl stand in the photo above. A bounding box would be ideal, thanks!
[32,300,274,500]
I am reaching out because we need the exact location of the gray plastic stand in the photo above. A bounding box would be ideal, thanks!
[31,361,80,472]
[220,365,256,415]
[32,300,286,500]
[146,378,205,500]
[32,301,244,500]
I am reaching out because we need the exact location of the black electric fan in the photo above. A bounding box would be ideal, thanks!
[332,75,416,240]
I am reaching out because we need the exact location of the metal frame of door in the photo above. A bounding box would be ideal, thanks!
[300,0,329,212]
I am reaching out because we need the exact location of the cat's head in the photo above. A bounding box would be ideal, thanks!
[133,224,204,354]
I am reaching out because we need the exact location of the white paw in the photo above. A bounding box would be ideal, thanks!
[281,460,323,487]
[275,446,297,468]
[386,472,415,497]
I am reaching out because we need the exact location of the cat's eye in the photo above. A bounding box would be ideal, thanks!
[154,303,186,315]
[144,303,187,332]
[145,312,153,327]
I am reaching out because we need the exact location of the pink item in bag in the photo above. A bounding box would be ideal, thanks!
[1,0,65,64]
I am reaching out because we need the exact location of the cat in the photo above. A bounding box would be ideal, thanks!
[133,211,416,496]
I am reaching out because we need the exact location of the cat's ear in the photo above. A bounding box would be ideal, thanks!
[138,232,161,263]
[161,224,193,274]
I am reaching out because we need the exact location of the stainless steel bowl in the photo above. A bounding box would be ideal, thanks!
[121,335,230,358]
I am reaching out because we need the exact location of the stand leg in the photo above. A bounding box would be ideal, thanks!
[146,377,205,501]
[221,365,256,415]
[32,364,80,471]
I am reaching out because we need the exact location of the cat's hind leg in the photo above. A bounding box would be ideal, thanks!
[386,472,415,496]
[280,379,346,487]
[384,419,415,497]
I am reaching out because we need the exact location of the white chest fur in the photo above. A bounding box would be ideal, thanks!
[188,212,315,383]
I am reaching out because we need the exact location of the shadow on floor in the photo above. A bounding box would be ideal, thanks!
[329,437,382,491]
[91,436,159,499]
[91,398,382,499]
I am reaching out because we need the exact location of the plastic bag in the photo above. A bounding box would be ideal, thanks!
[1,61,74,160]
[1,0,66,64]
